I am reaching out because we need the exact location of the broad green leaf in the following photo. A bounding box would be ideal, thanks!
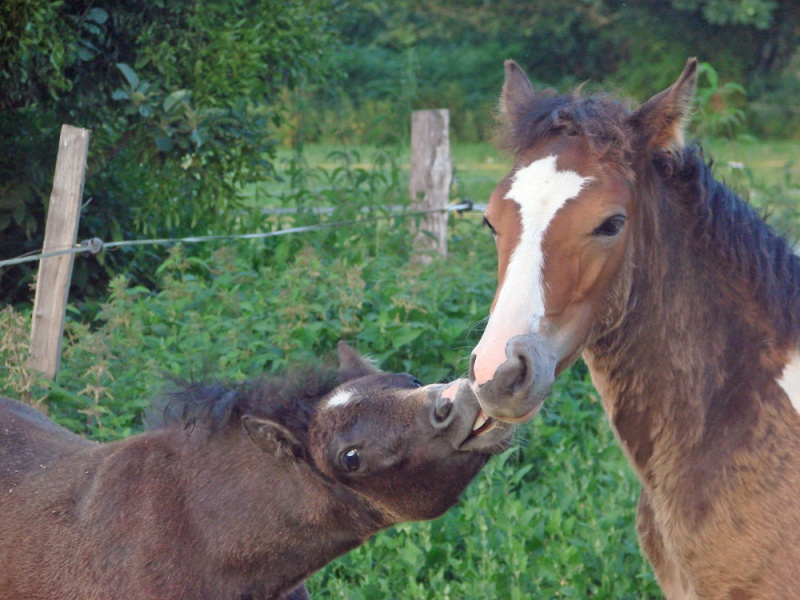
[163,89,190,113]
[116,62,139,89]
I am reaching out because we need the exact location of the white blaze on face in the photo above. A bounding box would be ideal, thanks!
[778,352,800,414]
[472,155,592,386]
[325,389,356,410]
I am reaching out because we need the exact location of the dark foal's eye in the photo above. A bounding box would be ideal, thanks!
[410,376,423,388]
[482,216,497,238]
[339,448,361,472]
[593,214,626,237]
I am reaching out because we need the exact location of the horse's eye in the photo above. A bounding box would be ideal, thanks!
[410,377,423,388]
[593,215,626,237]
[339,448,361,472]
[482,216,497,238]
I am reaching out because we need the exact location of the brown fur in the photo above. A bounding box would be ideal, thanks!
[476,58,800,598]
[0,344,511,599]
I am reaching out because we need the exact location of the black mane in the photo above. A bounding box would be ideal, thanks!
[666,144,800,336]
[151,364,342,442]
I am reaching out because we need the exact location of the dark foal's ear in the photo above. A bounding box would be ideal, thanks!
[630,57,698,153]
[337,341,379,380]
[500,60,536,129]
[242,415,303,458]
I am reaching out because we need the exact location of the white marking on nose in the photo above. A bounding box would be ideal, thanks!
[472,155,592,387]
[441,381,461,402]
[325,389,355,409]
[778,352,800,414]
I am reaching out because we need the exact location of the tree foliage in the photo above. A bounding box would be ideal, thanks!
[298,0,798,144]
[0,0,336,304]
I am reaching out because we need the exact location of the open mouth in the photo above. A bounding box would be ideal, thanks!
[468,409,497,439]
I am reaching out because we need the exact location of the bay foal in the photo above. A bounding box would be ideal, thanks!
[469,58,800,598]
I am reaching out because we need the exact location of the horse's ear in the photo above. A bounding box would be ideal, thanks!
[500,60,535,126]
[337,341,379,380]
[630,57,698,153]
[242,415,303,458]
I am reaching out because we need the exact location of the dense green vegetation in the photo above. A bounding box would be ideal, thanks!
[289,0,800,145]
[2,1,799,597]
[1,0,337,303]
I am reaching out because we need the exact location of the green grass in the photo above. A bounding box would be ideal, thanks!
[704,138,799,187]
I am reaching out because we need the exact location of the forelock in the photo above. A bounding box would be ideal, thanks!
[497,89,635,180]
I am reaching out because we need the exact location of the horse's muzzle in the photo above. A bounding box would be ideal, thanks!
[469,334,556,423]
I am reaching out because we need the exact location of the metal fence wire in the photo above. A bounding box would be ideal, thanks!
[0,202,483,270]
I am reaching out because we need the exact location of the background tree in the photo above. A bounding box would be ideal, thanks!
[298,0,799,143]
[0,0,336,304]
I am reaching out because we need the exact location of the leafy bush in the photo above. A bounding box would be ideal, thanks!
[692,62,747,140]
[282,0,800,148]
[746,54,800,140]
[0,0,337,306]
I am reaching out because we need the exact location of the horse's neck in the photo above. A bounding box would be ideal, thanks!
[585,174,800,481]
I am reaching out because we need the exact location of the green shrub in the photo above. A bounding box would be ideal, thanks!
[0,0,337,306]
[692,62,747,141]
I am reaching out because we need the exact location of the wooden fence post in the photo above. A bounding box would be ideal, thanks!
[29,125,91,380]
[409,109,452,264]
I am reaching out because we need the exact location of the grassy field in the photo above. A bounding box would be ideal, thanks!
[255,142,507,210]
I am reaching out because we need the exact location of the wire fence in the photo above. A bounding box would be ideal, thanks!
[0,202,485,270]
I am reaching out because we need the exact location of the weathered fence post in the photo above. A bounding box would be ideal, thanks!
[410,109,452,264]
[29,125,91,380]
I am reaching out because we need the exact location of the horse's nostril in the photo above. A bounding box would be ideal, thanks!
[433,396,453,425]
[513,352,531,392]
[506,337,538,394]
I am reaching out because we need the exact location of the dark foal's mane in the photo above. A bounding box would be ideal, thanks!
[152,365,342,443]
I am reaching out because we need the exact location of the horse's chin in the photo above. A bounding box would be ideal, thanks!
[472,381,550,423]
[499,402,543,424]
[476,393,545,424]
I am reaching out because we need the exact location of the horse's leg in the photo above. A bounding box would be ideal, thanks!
[281,582,310,600]
[636,490,698,600]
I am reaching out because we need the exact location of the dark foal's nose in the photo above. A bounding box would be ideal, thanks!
[430,393,456,429]
[469,335,555,422]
